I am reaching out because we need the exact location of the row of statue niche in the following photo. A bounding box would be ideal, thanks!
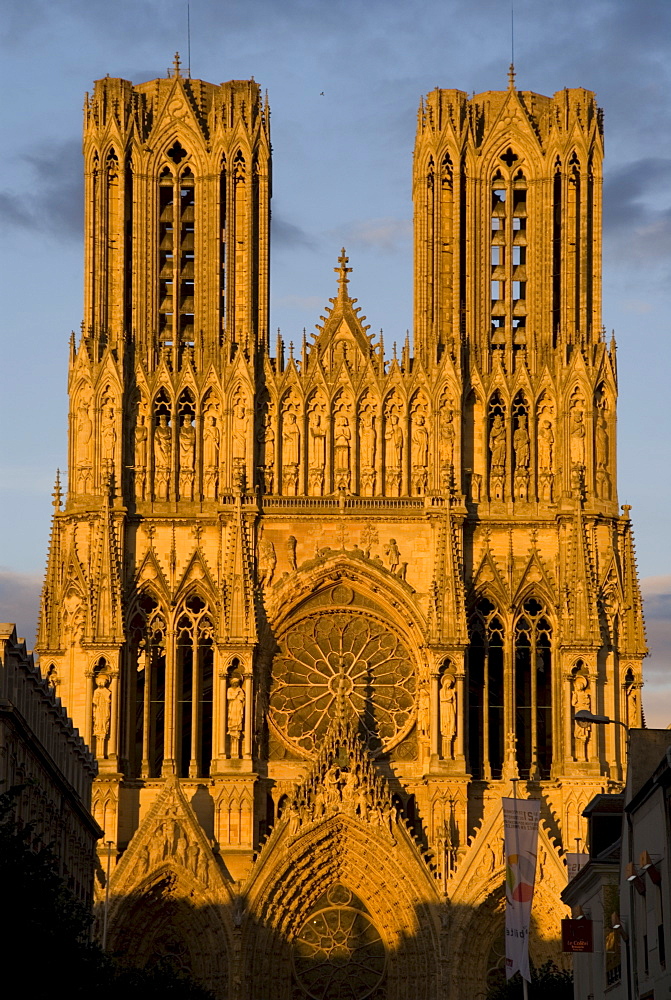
[487,402,611,501]
[75,392,117,492]
[417,671,457,759]
[257,402,458,497]
[286,761,397,836]
[132,400,250,500]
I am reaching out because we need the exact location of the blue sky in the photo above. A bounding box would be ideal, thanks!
[0,0,669,720]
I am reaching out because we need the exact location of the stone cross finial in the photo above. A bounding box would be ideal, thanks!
[172,52,182,77]
[508,63,516,90]
[335,248,352,293]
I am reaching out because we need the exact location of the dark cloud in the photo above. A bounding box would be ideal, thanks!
[272,214,316,249]
[0,570,41,651]
[0,139,82,240]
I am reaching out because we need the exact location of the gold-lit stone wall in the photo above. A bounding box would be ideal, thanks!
[36,61,646,998]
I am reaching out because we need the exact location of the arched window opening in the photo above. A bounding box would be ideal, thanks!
[128,591,166,778]
[514,598,552,778]
[219,155,227,341]
[176,594,214,778]
[179,167,195,348]
[469,598,505,779]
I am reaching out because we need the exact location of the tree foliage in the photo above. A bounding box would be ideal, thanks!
[0,785,213,999]
[485,960,573,1000]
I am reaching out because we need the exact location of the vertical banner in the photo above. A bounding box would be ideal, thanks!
[503,797,540,982]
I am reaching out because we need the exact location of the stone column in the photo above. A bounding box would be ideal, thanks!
[162,628,177,775]
[430,670,440,758]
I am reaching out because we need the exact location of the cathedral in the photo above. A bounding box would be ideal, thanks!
[36,57,647,998]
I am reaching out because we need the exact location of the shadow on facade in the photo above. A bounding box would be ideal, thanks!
[104,859,566,1000]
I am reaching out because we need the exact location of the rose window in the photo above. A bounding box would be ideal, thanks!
[269,611,415,756]
[293,890,385,1000]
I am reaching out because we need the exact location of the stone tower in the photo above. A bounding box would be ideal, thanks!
[37,63,646,999]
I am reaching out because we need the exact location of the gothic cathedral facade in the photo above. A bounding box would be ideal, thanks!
[37,61,646,998]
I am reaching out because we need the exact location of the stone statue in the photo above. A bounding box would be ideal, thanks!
[538,420,554,471]
[440,673,457,758]
[625,681,638,728]
[572,674,591,761]
[135,414,148,468]
[101,405,116,465]
[570,406,586,468]
[309,412,327,468]
[93,674,111,743]
[439,407,455,468]
[596,414,609,469]
[413,414,429,468]
[77,399,93,464]
[417,683,430,740]
[154,415,171,499]
[179,416,196,499]
[258,538,276,587]
[334,412,351,471]
[287,535,297,571]
[232,399,248,461]
[282,411,300,466]
[384,538,400,574]
[203,414,220,499]
[360,410,376,469]
[489,414,506,473]
[385,414,404,467]
[227,676,245,755]
[513,415,530,468]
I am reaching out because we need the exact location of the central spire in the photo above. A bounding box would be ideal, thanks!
[335,247,352,297]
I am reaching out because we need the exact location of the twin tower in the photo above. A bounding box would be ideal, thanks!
[37,58,646,999]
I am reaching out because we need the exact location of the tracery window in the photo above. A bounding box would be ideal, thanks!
[128,591,167,778]
[176,594,214,778]
[514,598,552,778]
[468,597,505,779]
[489,165,527,351]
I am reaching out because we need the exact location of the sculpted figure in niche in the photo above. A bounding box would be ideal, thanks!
[93,674,111,746]
[101,404,117,467]
[413,413,429,468]
[572,674,591,762]
[227,676,245,757]
[282,411,300,466]
[154,415,172,500]
[570,405,586,468]
[513,415,530,469]
[384,538,400,574]
[309,412,327,468]
[334,411,352,489]
[625,680,638,728]
[77,397,93,464]
[232,398,248,461]
[385,413,403,467]
[538,420,554,472]
[489,414,506,473]
[439,407,456,469]
[203,413,220,499]
[417,682,430,740]
[257,413,274,493]
[287,535,298,571]
[440,673,457,759]
[134,414,148,500]
[360,409,376,467]
[179,416,196,499]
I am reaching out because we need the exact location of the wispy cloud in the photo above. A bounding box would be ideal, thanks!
[641,575,671,729]
[332,217,411,253]
[0,139,82,240]
[0,569,42,651]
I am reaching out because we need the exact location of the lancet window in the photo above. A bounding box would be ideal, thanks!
[175,595,214,778]
[158,158,196,352]
[514,598,553,778]
[489,164,527,350]
[468,598,505,780]
[127,592,167,778]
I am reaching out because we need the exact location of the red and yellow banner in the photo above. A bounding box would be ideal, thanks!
[503,797,540,982]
